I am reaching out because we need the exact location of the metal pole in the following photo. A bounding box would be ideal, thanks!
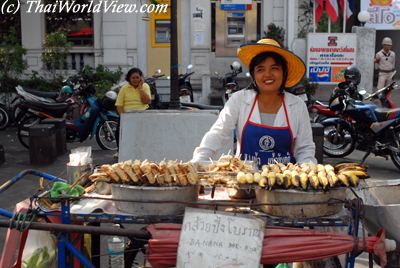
[0,219,151,238]
[169,0,180,109]
[313,0,316,33]
[0,169,65,194]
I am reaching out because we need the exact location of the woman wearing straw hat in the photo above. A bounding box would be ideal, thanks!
[192,39,316,167]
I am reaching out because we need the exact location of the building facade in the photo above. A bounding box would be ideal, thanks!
[11,0,317,102]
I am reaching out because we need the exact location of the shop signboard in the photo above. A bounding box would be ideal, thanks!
[220,0,252,10]
[361,0,400,29]
[307,33,357,84]
[177,208,265,268]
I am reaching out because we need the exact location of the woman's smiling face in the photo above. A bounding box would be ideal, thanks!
[253,57,284,95]
[129,72,142,88]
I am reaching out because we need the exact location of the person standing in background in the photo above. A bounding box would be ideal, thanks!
[375,37,396,90]
[114,68,151,151]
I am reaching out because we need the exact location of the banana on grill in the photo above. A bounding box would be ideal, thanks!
[282,170,292,189]
[317,171,329,190]
[309,175,320,189]
[275,173,285,187]
[299,173,308,190]
[290,170,301,188]
[259,177,267,188]
[267,172,276,190]
[327,171,339,187]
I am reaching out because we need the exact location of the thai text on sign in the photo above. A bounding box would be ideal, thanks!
[176,208,265,268]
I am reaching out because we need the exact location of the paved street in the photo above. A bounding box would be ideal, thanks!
[0,126,398,267]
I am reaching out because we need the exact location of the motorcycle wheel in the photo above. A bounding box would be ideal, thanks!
[390,129,400,171]
[17,114,41,149]
[95,118,118,150]
[322,122,355,157]
[0,105,9,130]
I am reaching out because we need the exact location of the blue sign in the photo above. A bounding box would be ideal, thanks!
[220,4,250,11]
[309,66,331,82]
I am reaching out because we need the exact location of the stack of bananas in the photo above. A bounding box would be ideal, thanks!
[88,160,199,186]
[236,162,368,190]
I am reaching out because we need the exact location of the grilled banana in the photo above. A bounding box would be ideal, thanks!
[300,173,308,190]
[290,170,301,188]
[324,164,335,173]
[267,172,276,190]
[259,177,267,188]
[327,171,339,187]
[282,175,291,189]
[317,171,329,189]
[337,174,350,187]
[309,175,320,189]
[276,173,285,187]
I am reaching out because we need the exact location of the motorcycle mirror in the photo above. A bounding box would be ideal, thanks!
[358,89,367,95]
[231,61,241,71]
[245,72,251,77]
[156,69,162,74]
[214,71,219,76]
[187,64,193,70]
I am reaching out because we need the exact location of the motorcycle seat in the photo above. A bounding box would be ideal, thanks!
[25,89,59,99]
[23,99,70,117]
[374,108,400,122]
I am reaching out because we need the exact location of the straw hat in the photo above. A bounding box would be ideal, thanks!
[237,38,306,88]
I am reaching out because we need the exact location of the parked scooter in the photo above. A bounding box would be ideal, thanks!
[178,64,194,102]
[321,82,400,170]
[308,66,396,123]
[145,69,164,109]
[16,82,119,150]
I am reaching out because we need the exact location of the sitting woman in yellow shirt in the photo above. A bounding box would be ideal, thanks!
[115,67,151,148]
[115,67,151,113]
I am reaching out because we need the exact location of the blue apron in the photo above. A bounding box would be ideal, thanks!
[240,95,295,168]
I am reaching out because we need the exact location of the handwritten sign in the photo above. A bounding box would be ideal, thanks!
[176,208,265,268]
[307,33,357,84]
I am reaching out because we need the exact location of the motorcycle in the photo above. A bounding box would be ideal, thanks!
[310,70,397,123]
[220,61,243,104]
[16,82,119,151]
[321,82,400,170]
[178,64,194,103]
[145,69,164,109]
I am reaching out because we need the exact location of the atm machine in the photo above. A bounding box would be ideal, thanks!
[215,2,258,57]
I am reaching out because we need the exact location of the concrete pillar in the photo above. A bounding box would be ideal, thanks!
[286,0,296,49]
[181,0,191,68]
[200,75,211,104]
[20,1,44,72]
[352,26,376,93]
[262,0,274,32]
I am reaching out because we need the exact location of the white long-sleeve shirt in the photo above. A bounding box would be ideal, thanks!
[192,89,317,164]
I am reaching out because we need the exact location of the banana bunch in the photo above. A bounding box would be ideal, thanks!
[334,162,369,187]
[236,162,369,191]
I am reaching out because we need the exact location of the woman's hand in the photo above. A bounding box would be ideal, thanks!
[138,78,144,89]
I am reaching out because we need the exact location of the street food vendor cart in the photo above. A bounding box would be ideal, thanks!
[0,157,396,268]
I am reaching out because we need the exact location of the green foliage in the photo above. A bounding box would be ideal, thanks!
[19,71,63,92]
[0,27,26,93]
[78,65,123,97]
[263,23,285,46]
[42,31,72,80]
[317,12,342,33]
